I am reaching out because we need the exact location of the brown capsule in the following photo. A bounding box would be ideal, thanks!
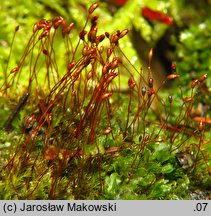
[110,57,121,70]
[101,92,112,100]
[148,48,153,64]
[10,66,19,74]
[73,69,82,78]
[142,86,146,96]
[166,74,180,80]
[99,46,104,54]
[90,48,96,54]
[119,29,129,39]
[106,72,118,84]
[89,55,97,60]
[43,49,49,55]
[88,2,99,14]
[102,64,110,74]
[107,48,113,58]
[110,33,119,44]
[62,22,74,35]
[148,88,155,97]
[79,30,87,40]
[88,27,97,43]
[91,15,99,26]
[15,25,20,32]
[105,146,120,154]
[44,23,51,31]
[103,127,112,135]
[52,16,64,29]
[39,30,49,39]
[128,78,136,89]
[168,95,172,103]
[198,121,204,131]
[199,73,208,82]
[67,61,76,70]
[23,113,37,132]
[171,62,176,72]
[33,23,40,33]
[105,32,110,38]
[148,78,153,88]
[53,20,63,29]
[145,135,150,141]
[191,79,199,89]
[39,19,48,29]
[154,138,164,142]
[82,45,90,56]
[183,97,193,103]
[192,116,211,124]
[96,34,105,44]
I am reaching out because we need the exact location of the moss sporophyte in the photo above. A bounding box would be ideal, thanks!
[0,2,210,200]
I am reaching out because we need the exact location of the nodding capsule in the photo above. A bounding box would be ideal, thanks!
[145,135,150,141]
[67,61,76,70]
[148,88,155,97]
[110,57,121,70]
[101,92,112,100]
[52,16,64,29]
[102,64,110,75]
[105,32,110,38]
[91,15,99,26]
[96,34,105,44]
[103,127,112,135]
[128,78,136,89]
[142,86,146,96]
[110,33,119,44]
[168,95,172,103]
[148,48,153,63]
[171,62,176,72]
[154,138,164,142]
[43,49,49,55]
[82,45,90,56]
[199,73,208,82]
[119,29,129,39]
[33,23,40,33]
[191,79,199,88]
[99,45,104,54]
[192,116,211,124]
[148,78,153,88]
[183,97,193,103]
[15,25,20,32]
[39,30,49,39]
[88,27,97,43]
[106,72,118,84]
[166,74,180,80]
[79,30,87,40]
[107,48,113,58]
[198,121,204,131]
[88,3,99,14]
[10,66,19,74]
[62,22,74,35]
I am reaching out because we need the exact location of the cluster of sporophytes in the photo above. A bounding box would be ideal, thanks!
[0,3,210,200]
